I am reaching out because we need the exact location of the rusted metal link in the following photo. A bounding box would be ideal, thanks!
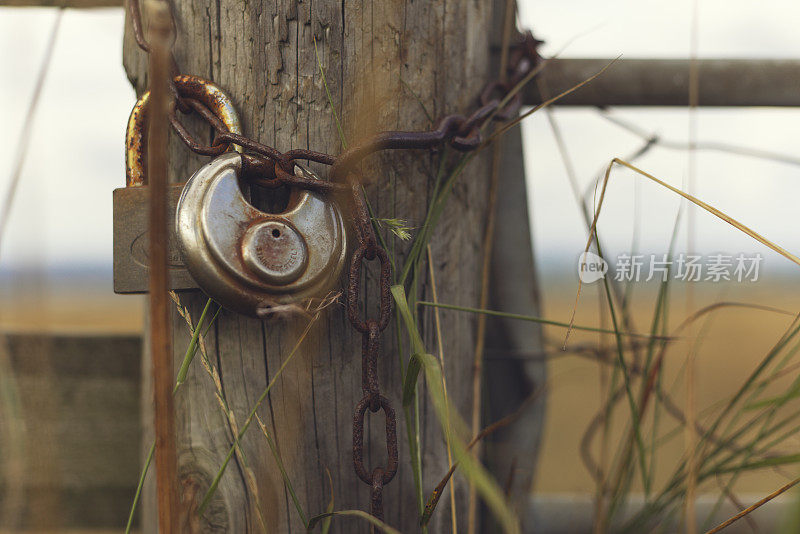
[371,468,385,522]
[352,395,398,485]
[170,97,274,160]
[508,31,544,85]
[361,321,381,412]
[177,98,337,170]
[480,81,523,121]
[259,162,349,193]
[347,182,396,519]
[168,113,227,157]
[179,98,337,167]
[173,98,346,192]
[128,0,188,114]
[128,0,151,53]
[347,245,392,334]
[330,114,478,181]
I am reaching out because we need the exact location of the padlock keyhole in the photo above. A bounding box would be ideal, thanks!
[271,228,281,238]
[248,182,291,215]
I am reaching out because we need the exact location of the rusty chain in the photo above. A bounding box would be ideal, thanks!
[129,0,540,523]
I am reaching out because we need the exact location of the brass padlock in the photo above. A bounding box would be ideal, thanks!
[112,76,242,293]
[175,152,347,316]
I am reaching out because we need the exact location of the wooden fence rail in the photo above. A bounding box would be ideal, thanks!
[0,334,140,530]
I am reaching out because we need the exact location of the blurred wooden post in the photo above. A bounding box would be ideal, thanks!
[145,1,179,531]
[479,5,547,529]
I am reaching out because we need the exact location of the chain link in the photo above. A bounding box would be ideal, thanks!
[129,0,541,523]
[347,241,395,520]
[352,395,398,485]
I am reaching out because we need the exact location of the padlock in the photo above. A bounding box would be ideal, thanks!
[113,75,242,293]
[175,152,347,316]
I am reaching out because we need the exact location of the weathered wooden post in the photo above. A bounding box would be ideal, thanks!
[123,0,545,531]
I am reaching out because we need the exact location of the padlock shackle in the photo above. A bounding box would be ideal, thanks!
[125,75,242,187]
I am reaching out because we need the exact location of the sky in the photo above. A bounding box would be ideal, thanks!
[1,1,800,283]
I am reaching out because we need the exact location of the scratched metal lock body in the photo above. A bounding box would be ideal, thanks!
[113,183,192,292]
[176,152,347,316]
[113,76,242,294]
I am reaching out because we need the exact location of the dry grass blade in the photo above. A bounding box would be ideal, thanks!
[426,245,457,533]
[172,293,270,530]
[566,157,800,344]
[598,109,800,168]
[673,302,796,335]
[487,56,620,149]
[255,413,307,527]
[614,159,800,262]
[198,310,322,515]
[714,475,761,534]
[704,477,800,534]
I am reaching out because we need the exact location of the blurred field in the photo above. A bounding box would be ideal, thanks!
[0,293,143,334]
[0,273,143,334]
[1,272,799,503]
[536,275,800,495]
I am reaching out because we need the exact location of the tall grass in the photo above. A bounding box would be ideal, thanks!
[569,158,800,532]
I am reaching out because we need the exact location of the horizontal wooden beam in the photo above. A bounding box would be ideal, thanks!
[0,11,790,108]
[2,334,141,529]
[535,58,800,107]
[0,0,122,7]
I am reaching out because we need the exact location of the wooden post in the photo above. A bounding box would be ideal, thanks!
[123,1,543,532]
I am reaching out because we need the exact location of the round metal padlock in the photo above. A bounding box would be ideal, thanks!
[175,152,347,316]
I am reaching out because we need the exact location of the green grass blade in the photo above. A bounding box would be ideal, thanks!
[416,351,519,534]
[595,244,651,504]
[710,454,800,476]
[393,284,430,520]
[392,285,426,354]
[321,468,334,534]
[417,301,669,340]
[398,151,454,286]
[125,441,155,534]
[127,297,218,533]
[393,286,519,533]
[402,353,423,407]
[174,298,214,391]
